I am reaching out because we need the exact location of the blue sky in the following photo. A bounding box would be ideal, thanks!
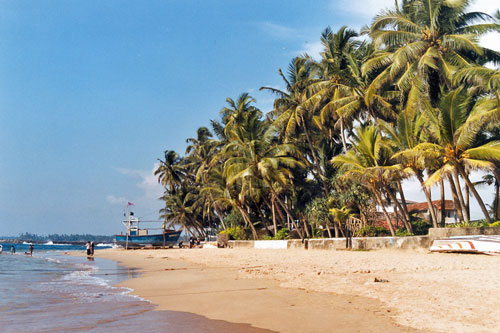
[1,1,498,236]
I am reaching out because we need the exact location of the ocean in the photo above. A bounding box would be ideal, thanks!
[0,243,270,332]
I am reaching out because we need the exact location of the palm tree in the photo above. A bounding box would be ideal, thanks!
[332,125,401,236]
[260,57,329,195]
[222,108,305,238]
[416,87,500,223]
[381,109,444,227]
[366,0,500,105]
[154,150,185,194]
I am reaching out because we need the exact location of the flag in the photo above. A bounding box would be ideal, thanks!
[127,202,134,206]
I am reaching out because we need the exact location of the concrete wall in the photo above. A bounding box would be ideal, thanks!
[254,240,288,249]
[229,236,430,250]
[429,227,500,240]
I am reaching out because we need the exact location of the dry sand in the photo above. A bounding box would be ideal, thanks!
[94,247,500,332]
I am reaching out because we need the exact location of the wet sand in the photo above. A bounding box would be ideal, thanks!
[94,248,422,332]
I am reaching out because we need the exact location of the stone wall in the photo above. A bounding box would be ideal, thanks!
[428,227,500,240]
[229,236,430,250]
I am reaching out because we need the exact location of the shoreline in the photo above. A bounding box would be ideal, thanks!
[92,248,420,332]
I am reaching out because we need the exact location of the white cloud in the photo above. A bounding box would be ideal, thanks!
[108,164,164,213]
[258,22,299,40]
[298,40,324,60]
[334,0,392,18]
[106,195,126,205]
[468,0,499,15]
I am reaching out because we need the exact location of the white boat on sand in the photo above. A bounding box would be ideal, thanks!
[430,235,500,255]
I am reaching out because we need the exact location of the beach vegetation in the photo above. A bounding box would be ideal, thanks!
[155,0,500,240]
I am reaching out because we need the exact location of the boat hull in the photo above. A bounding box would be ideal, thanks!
[115,231,182,248]
[430,235,500,255]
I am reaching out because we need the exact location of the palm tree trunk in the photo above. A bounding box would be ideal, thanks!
[326,219,332,238]
[300,114,329,196]
[267,182,303,238]
[397,180,410,222]
[340,116,348,152]
[453,170,469,221]
[272,198,278,235]
[236,205,258,239]
[465,181,470,219]
[492,169,500,220]
[214,204,227,230]
[299,213,311,238]
[440,179,446,227]
[456,164,491,223]
[373,187,396,237]
[384,185,412,233]
[415,171,439,228]
[447,174,464,222]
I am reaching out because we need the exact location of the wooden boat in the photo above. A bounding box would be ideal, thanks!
[430,235,500,255]
[114,211,181,249]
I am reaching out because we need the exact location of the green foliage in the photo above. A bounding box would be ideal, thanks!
[219,226,247,240]
[223,210,245,228]
[411,220,431,235]
[274,228,289,240]
[305,197,331,229]
[395,229,414,237]
[356,226,389,237]
[489,221,500,227]
[447,220,490,228]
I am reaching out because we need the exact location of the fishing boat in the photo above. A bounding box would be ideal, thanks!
[430,235,500,255]
[115,210,181,249]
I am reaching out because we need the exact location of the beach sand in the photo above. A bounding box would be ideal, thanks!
[94,247,500,332]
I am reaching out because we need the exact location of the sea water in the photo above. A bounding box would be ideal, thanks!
[0,243,270,332]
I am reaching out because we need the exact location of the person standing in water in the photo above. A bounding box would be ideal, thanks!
[85,241,91,256]
[29,244,33,256]
[10,245,15,254]
[90,241,95,256]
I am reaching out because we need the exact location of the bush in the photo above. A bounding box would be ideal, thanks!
[223,210,245,228]
[411,220,431,235]
[489,221,500,227]
[396,229,414,237]
[274,228,289,240]
[356,225,389,237]
[448,220,490,228]
[219,226,246,240]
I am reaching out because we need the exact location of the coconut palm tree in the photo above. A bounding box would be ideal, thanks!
[366,0,500,105]
[415,87,500,223]
[260,57,329,195]
[154,150,185,194]
[222,107,305,238]
[332,125,401,236]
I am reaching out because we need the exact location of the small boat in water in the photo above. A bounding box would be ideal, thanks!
[430,235,500,255]
[115,211,181,249]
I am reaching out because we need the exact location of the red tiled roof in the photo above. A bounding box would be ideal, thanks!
[407,200,455,212]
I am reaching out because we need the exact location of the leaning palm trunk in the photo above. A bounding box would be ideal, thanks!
[447,174,465,222]
[340,116,348,153]
[271,198,278,236]
[465,182,470,220]
[397,180,410,222]
[453,170,469,222]
[384,185,412,233]
[266,182,304,239]
[456,164,492,223]
[372,187,396,237]
[440,179,446,227]
[300,114,329,196]
[493,169,500,220]
[236,206,258,240]
[415,172,439,228]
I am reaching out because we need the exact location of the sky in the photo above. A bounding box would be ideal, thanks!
[1,0,499,236]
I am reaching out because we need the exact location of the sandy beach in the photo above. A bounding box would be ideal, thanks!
[93,247,500,332]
